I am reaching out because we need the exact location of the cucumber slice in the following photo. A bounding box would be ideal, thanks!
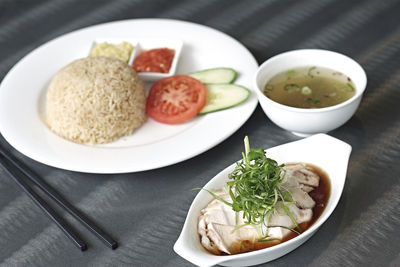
[189,68,237,84]
[199,84,250,114]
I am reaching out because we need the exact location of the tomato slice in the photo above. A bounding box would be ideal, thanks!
[133,48,175,73]
[146,75,207,124]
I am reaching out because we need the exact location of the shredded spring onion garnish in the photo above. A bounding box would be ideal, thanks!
[205,136,300,236]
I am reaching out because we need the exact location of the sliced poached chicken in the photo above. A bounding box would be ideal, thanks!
[198,163,320,255]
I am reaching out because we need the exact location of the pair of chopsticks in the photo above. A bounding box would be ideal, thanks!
[0,145,118,251]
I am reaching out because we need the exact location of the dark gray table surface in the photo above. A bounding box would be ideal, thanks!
[1,0,400,266]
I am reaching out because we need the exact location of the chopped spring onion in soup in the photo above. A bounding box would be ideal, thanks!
[263,66,356,108]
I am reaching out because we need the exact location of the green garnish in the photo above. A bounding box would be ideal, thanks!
[308,66,317,78]
[198,136,302,238]
[346,82,355,92]
[258,237,280,242]
[286,70,296,76]
[224,136,296,231]
[306,97,320,105]
[284,83,300,92]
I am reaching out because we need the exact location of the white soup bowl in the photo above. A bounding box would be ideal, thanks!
[254,49,367,136]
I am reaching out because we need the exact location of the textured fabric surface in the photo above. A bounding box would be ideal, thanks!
[1,0,400,266]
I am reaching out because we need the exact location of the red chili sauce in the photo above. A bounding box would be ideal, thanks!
[133,48,175,73]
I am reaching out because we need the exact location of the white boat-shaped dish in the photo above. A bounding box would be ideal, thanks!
[174,134,352,266]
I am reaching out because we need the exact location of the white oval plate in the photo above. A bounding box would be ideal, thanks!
[0,19,258,173]
[174,134,352,266]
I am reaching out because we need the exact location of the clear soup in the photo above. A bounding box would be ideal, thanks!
[263,66,356,108]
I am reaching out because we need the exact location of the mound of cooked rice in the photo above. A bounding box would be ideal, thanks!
[45,56,146,145]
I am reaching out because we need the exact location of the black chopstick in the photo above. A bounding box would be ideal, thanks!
[0,154,87,251]
[0,147,118,250]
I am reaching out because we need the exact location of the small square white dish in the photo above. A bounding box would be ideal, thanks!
[131,38,183,82]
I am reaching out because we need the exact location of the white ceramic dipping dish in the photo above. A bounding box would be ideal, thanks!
[174,134,352,266]
[254,49,367,136]
[132,38,183,82]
